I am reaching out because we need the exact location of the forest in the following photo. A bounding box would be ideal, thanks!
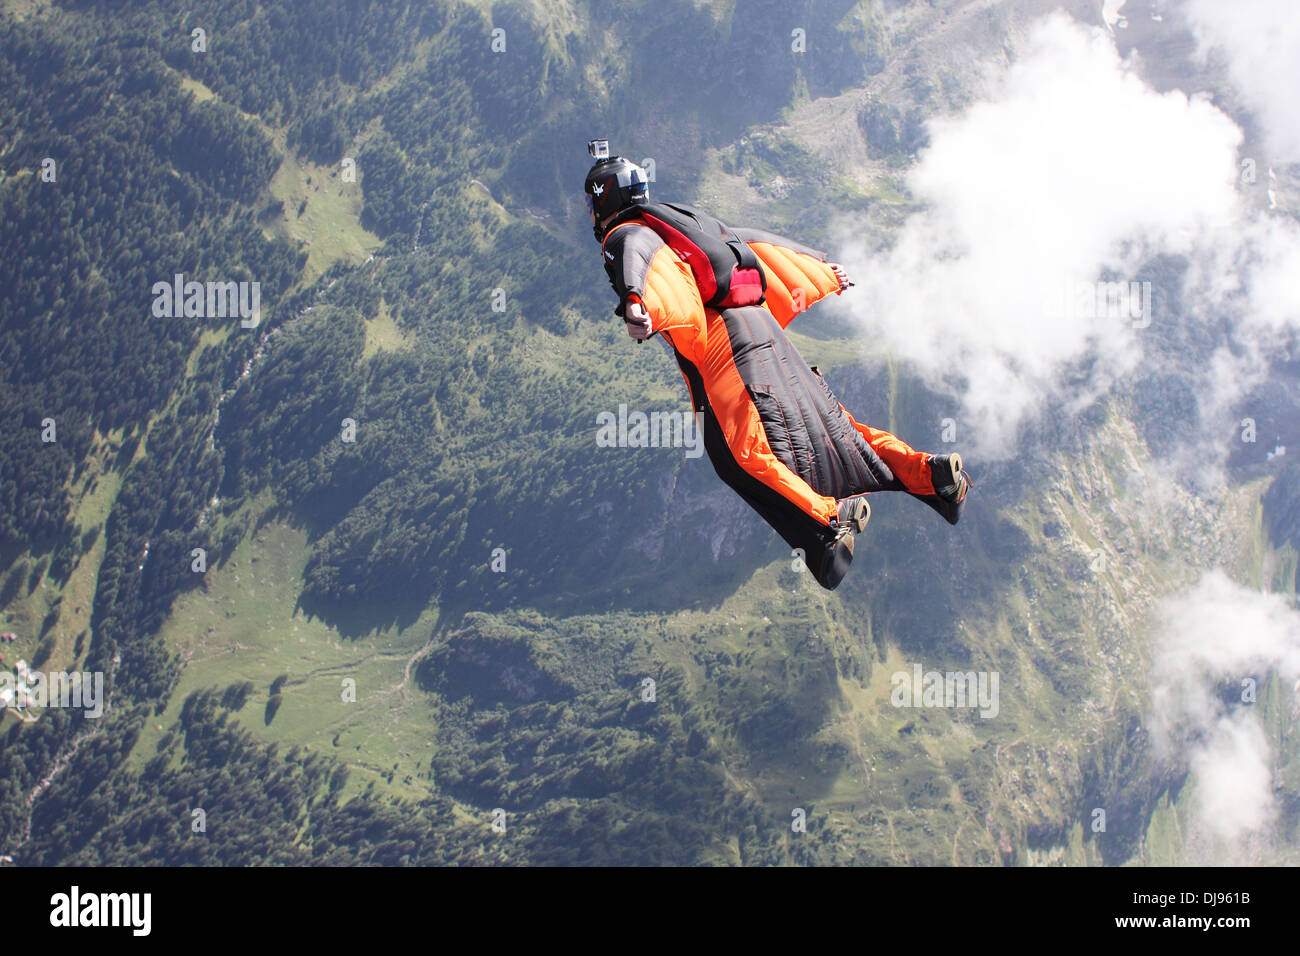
[1,0,897,865]
[5,0,1267,869]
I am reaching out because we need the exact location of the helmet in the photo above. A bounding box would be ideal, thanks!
[584,141,649,237]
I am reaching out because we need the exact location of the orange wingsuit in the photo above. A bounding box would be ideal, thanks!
[599,201,960,588]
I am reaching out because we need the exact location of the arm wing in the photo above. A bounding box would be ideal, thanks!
[603,222,706,359]
[732,226,843,329]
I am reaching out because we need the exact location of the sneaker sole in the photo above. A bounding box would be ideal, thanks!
[933,453,967,500]
[820,530,856,589]
[845,496,871,534]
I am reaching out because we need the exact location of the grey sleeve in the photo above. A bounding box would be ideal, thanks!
[602,224,665,317]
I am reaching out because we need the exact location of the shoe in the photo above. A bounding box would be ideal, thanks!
[837,495,871,533]
[910,454,973,526]
[815,526,856,590]
[928,453,969,502]
[814,497,870,590]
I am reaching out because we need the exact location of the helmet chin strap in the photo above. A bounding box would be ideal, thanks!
[592,207,615,242]
[592,202,641,242]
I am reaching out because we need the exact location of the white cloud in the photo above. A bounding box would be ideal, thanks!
[1183,0,1300,163]
[833,12,1298,460]
[1236,216,1300,335]
[1187,708,1276,843]
[1150,571,1300,848]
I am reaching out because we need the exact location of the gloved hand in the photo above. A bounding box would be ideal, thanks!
[625,298,654,342]
[828,262,853,290]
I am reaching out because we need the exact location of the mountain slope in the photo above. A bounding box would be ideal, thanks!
[1,0,1296,866]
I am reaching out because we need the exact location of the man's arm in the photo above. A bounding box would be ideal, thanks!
[730,225,827,260]
[731,225,851,328]
[603,222,707,353]
[732,226,852,288]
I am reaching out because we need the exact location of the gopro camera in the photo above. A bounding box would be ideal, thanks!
[587,139,610,161]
